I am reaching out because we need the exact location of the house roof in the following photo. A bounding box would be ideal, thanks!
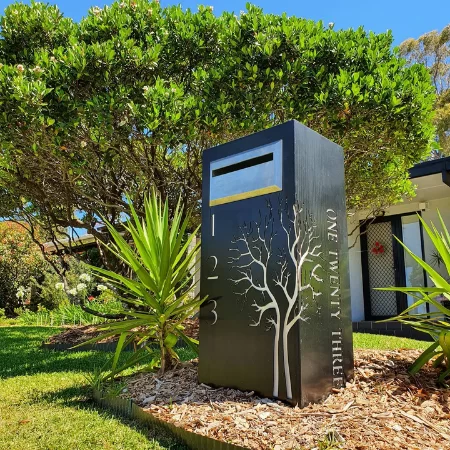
[409,156,450,187]
[42,233,97,253]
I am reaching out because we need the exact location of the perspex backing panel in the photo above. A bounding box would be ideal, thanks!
[199,120,353,406]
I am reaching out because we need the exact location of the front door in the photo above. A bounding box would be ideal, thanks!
[360,214,426,320]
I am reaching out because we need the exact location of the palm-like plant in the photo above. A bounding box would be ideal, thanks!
[81,190,204,378]
[379,211,450,384]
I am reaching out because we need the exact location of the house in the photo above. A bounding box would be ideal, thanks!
[349,156,450,338]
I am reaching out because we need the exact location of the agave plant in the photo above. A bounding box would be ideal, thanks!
[378,211,450,384]
[79,190,205,379]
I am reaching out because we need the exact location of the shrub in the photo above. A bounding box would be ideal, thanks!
[19,253,103,312]
[29,271,68,310]
[83,190,204,378]
[380,211,450,384]
[0,0,436,244]
[0,221,48,314]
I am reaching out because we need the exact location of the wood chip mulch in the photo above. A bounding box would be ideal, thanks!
[122,349,450,450]
[45,325,114,345]
[46,318,200,346]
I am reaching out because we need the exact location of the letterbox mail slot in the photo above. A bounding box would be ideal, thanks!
[209,140,282,206]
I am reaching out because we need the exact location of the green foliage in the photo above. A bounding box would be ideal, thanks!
[400,25,450,156]
[30,270,68,310]
[15,300,122,326]
[84,366,107,391]
[0,0,436,243]
[84,190,203,378]
[0,221,48,313]
[0,220,115,314]
[378,211,450,384]
[317,431,343,450]
[0,220,107,314]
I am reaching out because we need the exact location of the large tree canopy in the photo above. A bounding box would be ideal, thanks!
[0,0,435,247]
[400,25,450,157]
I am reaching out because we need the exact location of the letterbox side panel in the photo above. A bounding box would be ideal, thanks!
[292,122,353,406]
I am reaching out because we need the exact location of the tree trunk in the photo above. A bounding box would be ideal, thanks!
[272,309,281,397]
[159,342,174,375]
[283,320,293,400]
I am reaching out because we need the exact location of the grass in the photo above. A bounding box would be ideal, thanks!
[353,332,430,351]
[0,325,431,450]
[0,326,192,450]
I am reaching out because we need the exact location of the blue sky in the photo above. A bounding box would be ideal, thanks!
[1,0,449,46]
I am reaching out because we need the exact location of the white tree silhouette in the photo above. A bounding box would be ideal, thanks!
[229,200,323,399]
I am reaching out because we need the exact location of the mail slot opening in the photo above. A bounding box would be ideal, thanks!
[209,140,282,206]
[212,153,273,177]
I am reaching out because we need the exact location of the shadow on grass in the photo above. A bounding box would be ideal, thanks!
[0,326,115,379]
[36,384,189,450]
[0,326,195,380]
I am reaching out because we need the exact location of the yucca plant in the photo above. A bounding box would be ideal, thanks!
[378,211,450,384]
[79,190,205,379]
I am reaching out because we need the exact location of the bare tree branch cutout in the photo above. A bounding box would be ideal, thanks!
[229,199,323,399]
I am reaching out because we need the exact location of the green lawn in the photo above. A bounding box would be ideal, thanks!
[0,326,430,450]
[353,332,430,350]
[0,326,189,450]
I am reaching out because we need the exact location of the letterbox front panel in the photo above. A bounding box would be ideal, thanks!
[209,140,282,206]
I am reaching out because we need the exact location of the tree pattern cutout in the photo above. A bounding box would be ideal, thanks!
[229,199,323,399]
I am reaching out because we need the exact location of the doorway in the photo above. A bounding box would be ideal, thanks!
[360,213,427,320]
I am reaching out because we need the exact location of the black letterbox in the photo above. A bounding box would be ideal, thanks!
[199,120,353,406]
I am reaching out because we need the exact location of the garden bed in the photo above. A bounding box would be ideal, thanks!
[119,349,450,450]
[44,318,200,348]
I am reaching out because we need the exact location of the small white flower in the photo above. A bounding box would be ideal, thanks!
[119,1,126,8]
[16,64,24,72]
[80,141,87,148]
[328,22,334,29]
[32,66,44,74]
[16,286,25,299]
[97,284,108,292]
[92,6,102,15]
[50,56,57,62]
[79,273,91,282]
[76,283,87,292]
[55,282,65,291]
[13,9,18,15]
[0,63,3,69]
[143,86,149,93]
[68,288,78,296]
